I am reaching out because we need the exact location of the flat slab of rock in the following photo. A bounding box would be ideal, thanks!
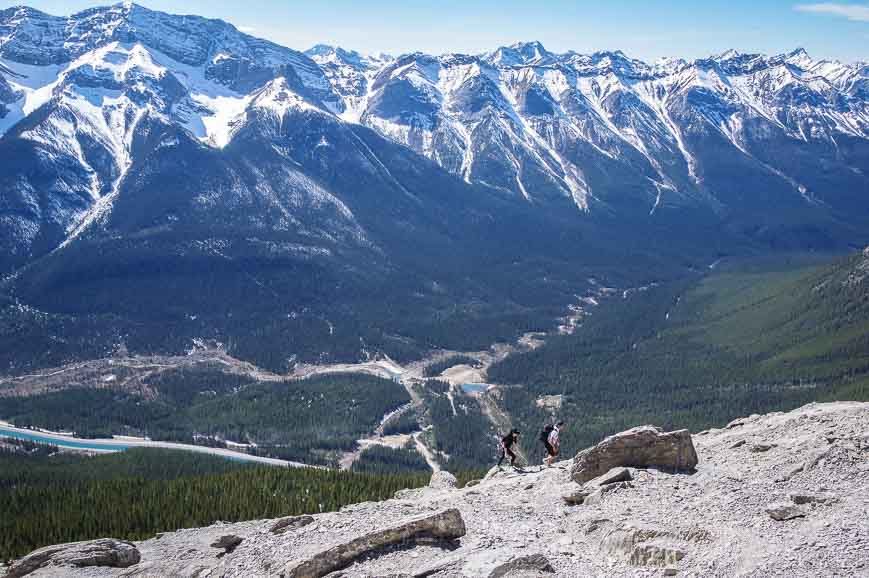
[571,426,698,484]
[584,481,633,505]
[789,493,836,505]
[562,488,593,505]
[6,539,140,578]
[630,542,686,566]
[587,467,633,487]
[271,515,315,535]
[766,503,807,521]
[488,553,555,577]
[281,508,466,578]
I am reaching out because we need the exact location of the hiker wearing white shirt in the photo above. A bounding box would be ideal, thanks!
[542,421,565,466]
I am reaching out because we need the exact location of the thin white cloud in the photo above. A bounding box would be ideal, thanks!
[795,3,869,22]
[237,25,257,33]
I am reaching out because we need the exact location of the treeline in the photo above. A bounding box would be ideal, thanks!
[422,385,497,472]
[0,192,662,377]
[1,372,411,465]
[351,444,430,475]
[0,445,426,562]
[381,409,421,436]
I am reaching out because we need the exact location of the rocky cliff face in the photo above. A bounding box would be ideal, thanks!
[6,401,868,577]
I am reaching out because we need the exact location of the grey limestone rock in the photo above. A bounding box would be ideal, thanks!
[571,426,698,484]
[280,508,466,578]
[6,539,140,578]
[488,553,555,577]
[429,470,458,490]
[766,503,808,521]
[271,515,315,535]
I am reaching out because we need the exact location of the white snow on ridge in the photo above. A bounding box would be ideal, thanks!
[190,92,250,147]
[0,57,64,137]
[2,7,869,223]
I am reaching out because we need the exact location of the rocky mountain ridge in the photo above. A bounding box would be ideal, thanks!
[1,3,868,271]
[1,2,868,375]
[311,40,869,218]
[4,401,867,577]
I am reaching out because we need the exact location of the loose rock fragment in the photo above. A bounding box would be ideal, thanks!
[629,543,686,566]
[584,481,633,505]
[587,467,633,487]
[766,503,808,521]
[562,488,592,505]
[488,553,555,578]
[774,464,804,483]
[271,515,315,535]
[789,493,836,505]
[210,535,243,557]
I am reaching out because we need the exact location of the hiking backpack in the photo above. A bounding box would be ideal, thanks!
[539,424,554,443]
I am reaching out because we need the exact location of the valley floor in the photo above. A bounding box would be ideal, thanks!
[0,422,310,468]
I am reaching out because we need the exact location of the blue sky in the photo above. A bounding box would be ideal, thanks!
[4,0,869,63]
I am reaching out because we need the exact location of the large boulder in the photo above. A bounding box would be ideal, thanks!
[429,470,458,489]
[6,539,140,577]
[571,426,698,484]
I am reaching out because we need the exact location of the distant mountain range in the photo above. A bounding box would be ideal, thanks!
[0,3,867,371]
[309,42,869,220]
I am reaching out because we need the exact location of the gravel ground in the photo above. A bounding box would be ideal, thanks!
[11,401,869,578]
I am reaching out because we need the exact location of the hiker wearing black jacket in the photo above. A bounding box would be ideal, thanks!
[497,429,521,468]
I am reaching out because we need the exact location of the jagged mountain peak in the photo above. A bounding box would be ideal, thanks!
[307,44,362,63]
[305,44,392,70]
[713,48,741,60]
[488,40,555,66]
[509,40,549,56]
[705,47,823,77]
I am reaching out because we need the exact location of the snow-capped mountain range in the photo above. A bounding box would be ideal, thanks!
[0,3,868,370]
[1,2,868,267]
[311,41,868,213]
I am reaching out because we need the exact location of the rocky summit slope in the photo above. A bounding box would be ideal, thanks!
[5,401,868,577]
